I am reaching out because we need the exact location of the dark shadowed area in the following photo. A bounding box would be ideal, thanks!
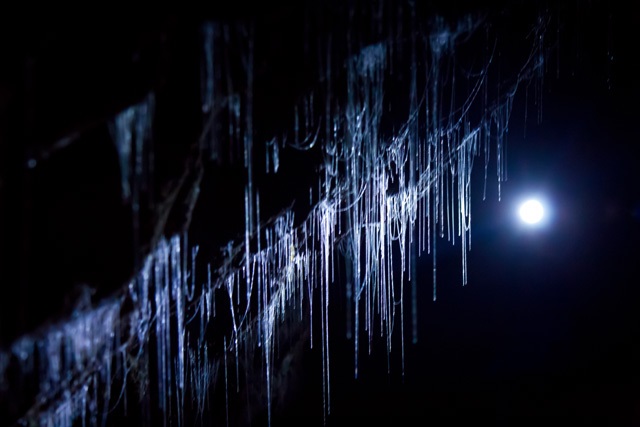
[1,2,639,426]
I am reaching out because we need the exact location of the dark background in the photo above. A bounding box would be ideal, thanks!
[1,2,639,426]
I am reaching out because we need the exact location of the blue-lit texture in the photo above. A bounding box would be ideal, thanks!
[2,5,548,427]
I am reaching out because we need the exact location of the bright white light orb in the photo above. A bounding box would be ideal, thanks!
[519,199,544,224]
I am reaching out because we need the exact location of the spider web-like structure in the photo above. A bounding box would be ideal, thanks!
[0,2,553,426]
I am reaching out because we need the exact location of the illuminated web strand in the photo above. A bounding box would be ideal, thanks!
[5,6,550,427]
